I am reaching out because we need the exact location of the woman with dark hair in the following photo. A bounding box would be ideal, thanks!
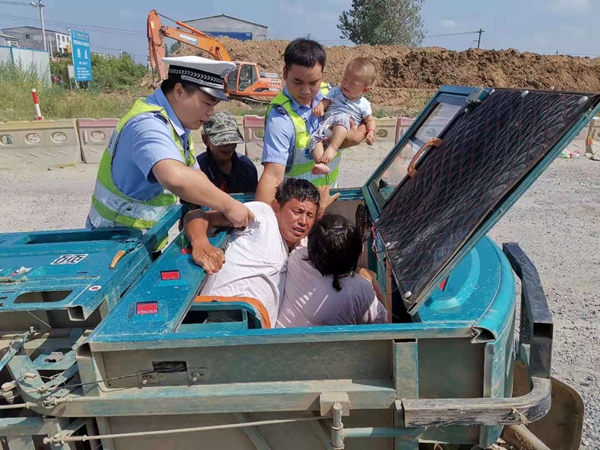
[276,214,388,328]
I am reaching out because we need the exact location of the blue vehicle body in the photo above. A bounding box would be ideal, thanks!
[0,86,597,450]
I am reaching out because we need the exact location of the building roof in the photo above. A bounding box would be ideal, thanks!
[183,14,267,29]
[2,25,69,36]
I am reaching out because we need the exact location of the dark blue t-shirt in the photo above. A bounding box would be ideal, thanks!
[197,150,258,194]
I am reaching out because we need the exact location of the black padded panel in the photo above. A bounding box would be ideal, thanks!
[376,88,599,310]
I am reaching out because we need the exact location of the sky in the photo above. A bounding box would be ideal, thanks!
[0,0,598,64]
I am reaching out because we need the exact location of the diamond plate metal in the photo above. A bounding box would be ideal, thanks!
[376,89,600,313]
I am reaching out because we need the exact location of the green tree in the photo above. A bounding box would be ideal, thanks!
[50,52,148,91]
[170,42,182,54]
[338,0,425,46]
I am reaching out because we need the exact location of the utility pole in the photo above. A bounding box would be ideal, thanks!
[30,0,47,52]
[477,28,484,49]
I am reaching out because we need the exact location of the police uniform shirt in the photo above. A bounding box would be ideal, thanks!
[110,87,198,201]
[262,86,324,170]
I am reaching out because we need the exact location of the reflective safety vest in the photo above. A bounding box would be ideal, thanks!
[88,99,196,231]
[266,82,341,187]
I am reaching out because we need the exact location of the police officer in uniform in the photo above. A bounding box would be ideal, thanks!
[86,56,254,233]
[255,39,366,204]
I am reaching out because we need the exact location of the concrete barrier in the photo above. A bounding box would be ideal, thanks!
[190,116,245,157]
[350,117,398,159]
[77,118,118,164]
[371,118,398,151]
[243,115,265,163]
[336,118,400,187]
[0,120,81,169]
[395,117,416,143]
[3,115,597,169]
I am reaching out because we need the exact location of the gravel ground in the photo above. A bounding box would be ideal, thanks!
[0,153,598,448]
[488,157,600,449]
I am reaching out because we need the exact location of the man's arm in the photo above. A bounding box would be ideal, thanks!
[153,160,253,228]
[316,185,341,220]
[183,209,232,274]
[126,117,254,228]
[340,122,367,149]
[255,111,294,204]
[255,162,285,204]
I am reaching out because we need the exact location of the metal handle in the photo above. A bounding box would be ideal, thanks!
[502,243,553,378]
[109,250,126,269]
[407,138,443,179]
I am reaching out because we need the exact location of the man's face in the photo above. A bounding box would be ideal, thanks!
[209,143,237,164]
[283,63,323,106]
[202,134,237,164]
[173,85,219,130]
[273,198,318,246]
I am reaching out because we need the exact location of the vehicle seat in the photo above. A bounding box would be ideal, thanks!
[193,295,272,329]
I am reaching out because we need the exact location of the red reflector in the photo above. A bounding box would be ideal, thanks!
[136,302,158,315]
[181,248,192,255]
[439,278,448,291]
[161,270,180,280]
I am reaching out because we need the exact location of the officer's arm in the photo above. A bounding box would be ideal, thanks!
[340,122,367,148]
[254,112,293,204]
[153,160,233,209]
[255,163,285,204]
[129,116,253,228]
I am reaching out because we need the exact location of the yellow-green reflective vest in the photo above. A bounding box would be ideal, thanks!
[266,82,341,187]
[88,99,196,231]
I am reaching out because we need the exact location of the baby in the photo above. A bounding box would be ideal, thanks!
[310,57,377,174]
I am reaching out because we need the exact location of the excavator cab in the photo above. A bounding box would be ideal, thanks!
[227,63,258,93]
[225,62,282,102]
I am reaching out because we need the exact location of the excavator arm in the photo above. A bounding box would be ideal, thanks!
[147,9,282,104]
[147,10,233,84]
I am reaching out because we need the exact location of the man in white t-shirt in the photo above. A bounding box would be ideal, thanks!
[183,178,338,325]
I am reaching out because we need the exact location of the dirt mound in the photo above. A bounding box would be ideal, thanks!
[167,38,600,108]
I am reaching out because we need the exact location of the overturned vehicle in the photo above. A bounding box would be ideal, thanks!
[0,86,595,450]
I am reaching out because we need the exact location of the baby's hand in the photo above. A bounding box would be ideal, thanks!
[312,103,325,117]
[366,129,376,146]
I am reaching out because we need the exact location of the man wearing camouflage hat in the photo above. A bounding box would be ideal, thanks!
[199,112,258,194]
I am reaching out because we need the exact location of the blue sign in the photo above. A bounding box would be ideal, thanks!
[70,29,92,82]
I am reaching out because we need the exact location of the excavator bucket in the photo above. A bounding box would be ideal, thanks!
[504,362,584,450]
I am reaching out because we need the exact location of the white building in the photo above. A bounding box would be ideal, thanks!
[183,14,268,41]
[0,33,20,47]
[1,26,70,54]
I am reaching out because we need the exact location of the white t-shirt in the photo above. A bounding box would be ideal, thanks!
[276,247,388,328]
[324,85,373,125]
[200,202,288,325]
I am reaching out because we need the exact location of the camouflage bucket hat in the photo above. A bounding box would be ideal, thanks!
[203,112,245,146]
